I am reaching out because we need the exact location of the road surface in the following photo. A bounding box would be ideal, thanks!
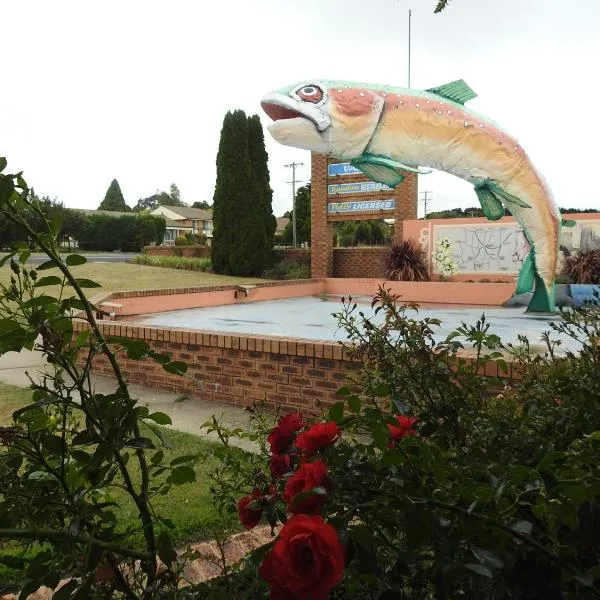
[3,252,138,264]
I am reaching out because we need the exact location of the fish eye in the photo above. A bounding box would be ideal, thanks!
[296,84,324,104]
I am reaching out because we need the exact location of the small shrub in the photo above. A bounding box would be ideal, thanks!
[563,249,600,284]
[130,254,213,271]
[174,236,189,247]
[264,258,310,280]
[385,240,429,281]
[479,277,492,283]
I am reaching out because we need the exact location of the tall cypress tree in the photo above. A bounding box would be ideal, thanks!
[98,179,129,211]
[247,114,275,266]
[212,110,266,275]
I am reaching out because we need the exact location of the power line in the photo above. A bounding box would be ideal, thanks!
[420,190,433,218]
[285,162,304,247]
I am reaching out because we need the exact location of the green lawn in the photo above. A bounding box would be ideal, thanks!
[0,261,266,295]
[0,382,242,590]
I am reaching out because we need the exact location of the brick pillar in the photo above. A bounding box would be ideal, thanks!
[311,153,333,278]
[393,172,418,244]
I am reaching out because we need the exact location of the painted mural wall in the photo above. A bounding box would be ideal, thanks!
[405,214,600,277]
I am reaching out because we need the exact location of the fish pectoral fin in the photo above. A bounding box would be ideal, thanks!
[516,251,535,294]
[351,156,407,187]
[425,79,477,104]
[474,179,531,217]
[474,184,505,221]
[351,155,431,188]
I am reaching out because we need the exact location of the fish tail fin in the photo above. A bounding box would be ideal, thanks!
[515,251,535,294]
[526,272,556,313]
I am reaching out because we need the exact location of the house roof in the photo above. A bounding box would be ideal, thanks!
[276,217,290,233]
[156,205,213,220]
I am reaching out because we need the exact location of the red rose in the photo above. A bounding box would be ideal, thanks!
[295,421,340,454]
[259,514,344,600]
[238,488,263,530]
[270,453,293,479]
[268,412,305,455]
[284,460,332,514]
[387,415,417,446]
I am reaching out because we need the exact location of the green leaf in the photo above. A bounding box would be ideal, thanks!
[328,402,344,422]
[74,278,102,289]
[147,412,172,425]
[19,250,31,264]
[163,361,187,375]
[336,386,350,396]
[170,454,198,466]
[151,450,164,464]
[49,213,64,238]
[347,395,361,412]
[168,465,196,485]
[465,563,493,578]
[0,319,21,333]
[66,254,87,266]
[35,275,63,288]
[36,259,59,271]
[0,157,6,172]
[588,431,600,441]
[22,296,57,309]
[124,437,155,449]
[157,530,177,566]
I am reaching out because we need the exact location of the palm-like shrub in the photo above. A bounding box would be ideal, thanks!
[563,249,600,284]
[386,240,430,281]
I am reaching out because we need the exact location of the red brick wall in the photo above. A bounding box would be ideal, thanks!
[333,248,390,278]
[75,321,360,417]
[75,318,521,417]
[311,153,417,278]
[144,245,211,258]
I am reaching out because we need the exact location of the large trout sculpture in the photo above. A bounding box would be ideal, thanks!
[262,79,569,312]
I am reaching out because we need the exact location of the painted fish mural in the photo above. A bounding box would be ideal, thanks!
[261,79,571,312]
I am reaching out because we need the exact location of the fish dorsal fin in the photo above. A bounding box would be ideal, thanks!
[351,155,431,188]
[426,79,477,104]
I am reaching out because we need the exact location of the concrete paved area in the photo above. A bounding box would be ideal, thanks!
[133,295,581,351]
[0,349,256,451]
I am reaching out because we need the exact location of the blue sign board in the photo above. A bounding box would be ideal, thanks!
[328,181,392,195]
[327,162,362,176]
[328,200,396,213]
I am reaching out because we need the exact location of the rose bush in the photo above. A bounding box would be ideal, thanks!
[201,288,600,599]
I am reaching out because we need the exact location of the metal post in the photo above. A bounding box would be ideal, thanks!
[285,162,304,248]
[408,9,412,88]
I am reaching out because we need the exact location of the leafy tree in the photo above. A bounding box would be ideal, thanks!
[212,110,270,276]
[434,0,452,12]
[192,201,212,210]
[247,114,275,264]
[98,178,130,212]
[133,194,160,212]
[333,219,389,246]
[282,184,311,246]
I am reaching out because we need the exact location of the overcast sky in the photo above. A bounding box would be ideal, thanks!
[1,0,598,217]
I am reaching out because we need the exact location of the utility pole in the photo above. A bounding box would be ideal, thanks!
[408,9,412,88]
[285,162,304,247]
[420,190,433,219]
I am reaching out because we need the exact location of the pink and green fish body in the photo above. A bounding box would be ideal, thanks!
[261,80,564,312]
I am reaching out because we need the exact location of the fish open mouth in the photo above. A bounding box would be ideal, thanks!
[261,101,304,122]
[260,93,331,132]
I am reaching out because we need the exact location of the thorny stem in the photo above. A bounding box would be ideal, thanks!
[1,196,158,581]
[0,528,152,562]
